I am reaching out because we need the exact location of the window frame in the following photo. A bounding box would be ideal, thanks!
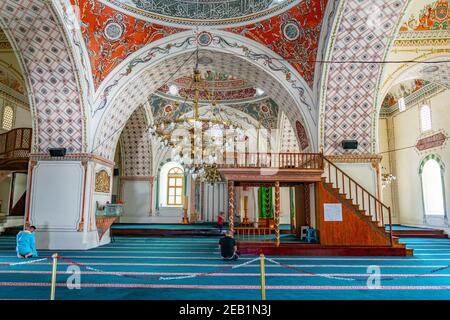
[419,155,447,222]
[419,104,432,133]
[166,167,184,207]
[1,105,15,131]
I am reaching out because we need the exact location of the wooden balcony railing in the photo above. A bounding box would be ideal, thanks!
[323,157,393,245]
[0,128,32,159]
[235,227,275,242]
[218,153,324,170]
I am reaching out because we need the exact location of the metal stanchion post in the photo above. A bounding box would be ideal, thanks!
[260,253,266,300]
[50,253,58,300]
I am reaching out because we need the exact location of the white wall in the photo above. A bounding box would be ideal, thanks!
[0,175,11,214]
[379,89,450,228]
[13,107,31,128]
[203,182,227,222]
[280,187,290,224]
[123,180,151,217]
[12,173,27,208]
[29,161,100,250]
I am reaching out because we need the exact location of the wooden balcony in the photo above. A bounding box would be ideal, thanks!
[217,153,324,184]
[0,128,32,170]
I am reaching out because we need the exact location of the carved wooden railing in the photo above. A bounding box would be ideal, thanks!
[235,227,275,242]
[0,128,32,159]
[218,153,324,170]
[323,157,393,245]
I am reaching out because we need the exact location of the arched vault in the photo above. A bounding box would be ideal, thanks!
[91,31,317,160]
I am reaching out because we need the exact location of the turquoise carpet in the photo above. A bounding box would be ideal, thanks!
[385,225,438,231]
[111,223,291,230]
[0,236,450,300]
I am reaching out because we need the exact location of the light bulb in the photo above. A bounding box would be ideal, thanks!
[169,84,179,95]
[256,88,264,96]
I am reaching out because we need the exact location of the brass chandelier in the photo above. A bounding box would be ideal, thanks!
[149,58,246,183]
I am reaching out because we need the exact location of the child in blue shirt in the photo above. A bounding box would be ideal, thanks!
[16,225,38,258]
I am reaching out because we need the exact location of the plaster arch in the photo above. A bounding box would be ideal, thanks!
[91,30,318,160]
[0,0,89,153]
[372,54,450,154]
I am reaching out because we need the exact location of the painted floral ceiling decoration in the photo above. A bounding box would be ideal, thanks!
[0,29,12,50]
[400,0,450,31]
[71,0,327,90]
[73,0,184,88]
[226,0,328,87]
[0,66,25,94]
[103,0,297,26]
[159,70,259,101]
[149,95,278,129]
[381,79,429,110]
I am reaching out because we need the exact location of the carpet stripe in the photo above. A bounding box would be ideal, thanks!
[2,270,450,277]
[0,282,449,290]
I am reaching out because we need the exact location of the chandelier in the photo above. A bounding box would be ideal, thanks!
[149,61,246,182]
[381,166,396,188]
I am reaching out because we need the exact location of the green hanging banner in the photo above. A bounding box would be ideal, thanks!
[258,187,274,219]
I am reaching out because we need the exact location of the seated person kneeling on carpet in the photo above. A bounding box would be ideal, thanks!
[16,225,38,258]
[219,230,239,261]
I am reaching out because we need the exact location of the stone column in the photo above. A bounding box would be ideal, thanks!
[275,181,281,247]
[228,180,234,236]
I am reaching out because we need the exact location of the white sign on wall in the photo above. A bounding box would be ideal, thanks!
[324,203,343,221]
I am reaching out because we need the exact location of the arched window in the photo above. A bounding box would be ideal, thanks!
[420,158,445,216]
[420,104,432,133]
[167,167,184,206]
[2,105,14,131]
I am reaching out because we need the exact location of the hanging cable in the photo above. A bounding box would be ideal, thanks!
[379,136,449,155]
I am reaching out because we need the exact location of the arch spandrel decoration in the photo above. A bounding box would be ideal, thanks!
[319,0,409,155]
[92,31,317,160]
[95,170,111,193]
[0,0,87,153]
[418,153,445,174]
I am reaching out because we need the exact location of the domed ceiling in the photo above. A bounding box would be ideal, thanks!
[103,0,297,26]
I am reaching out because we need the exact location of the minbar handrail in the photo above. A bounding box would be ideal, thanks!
[0,127,32,159]
[323,156,393,246]
[218,152,324,170]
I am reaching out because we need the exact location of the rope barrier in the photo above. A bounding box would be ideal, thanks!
[58,255,262,282]
[264,256,450,284]
[0,257,50,267]
[264,257,356,282]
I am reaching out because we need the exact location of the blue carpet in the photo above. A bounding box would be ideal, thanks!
[385,225,439,231]
[111,224,291,230]
[0,236,450,300]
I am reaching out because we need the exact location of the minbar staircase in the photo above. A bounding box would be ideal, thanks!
[322,157,411,254]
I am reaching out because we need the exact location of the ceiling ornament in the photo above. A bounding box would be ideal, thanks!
[226,0,328,88]
[92,30,316,159]
[75,0,183,89]
[282,20,301,41]
[104,21,125,41]
[400,0,450,32]
[101,0,297,27]
[395,0,450,47]
[93,31,314,118]
[149,94,279,129]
